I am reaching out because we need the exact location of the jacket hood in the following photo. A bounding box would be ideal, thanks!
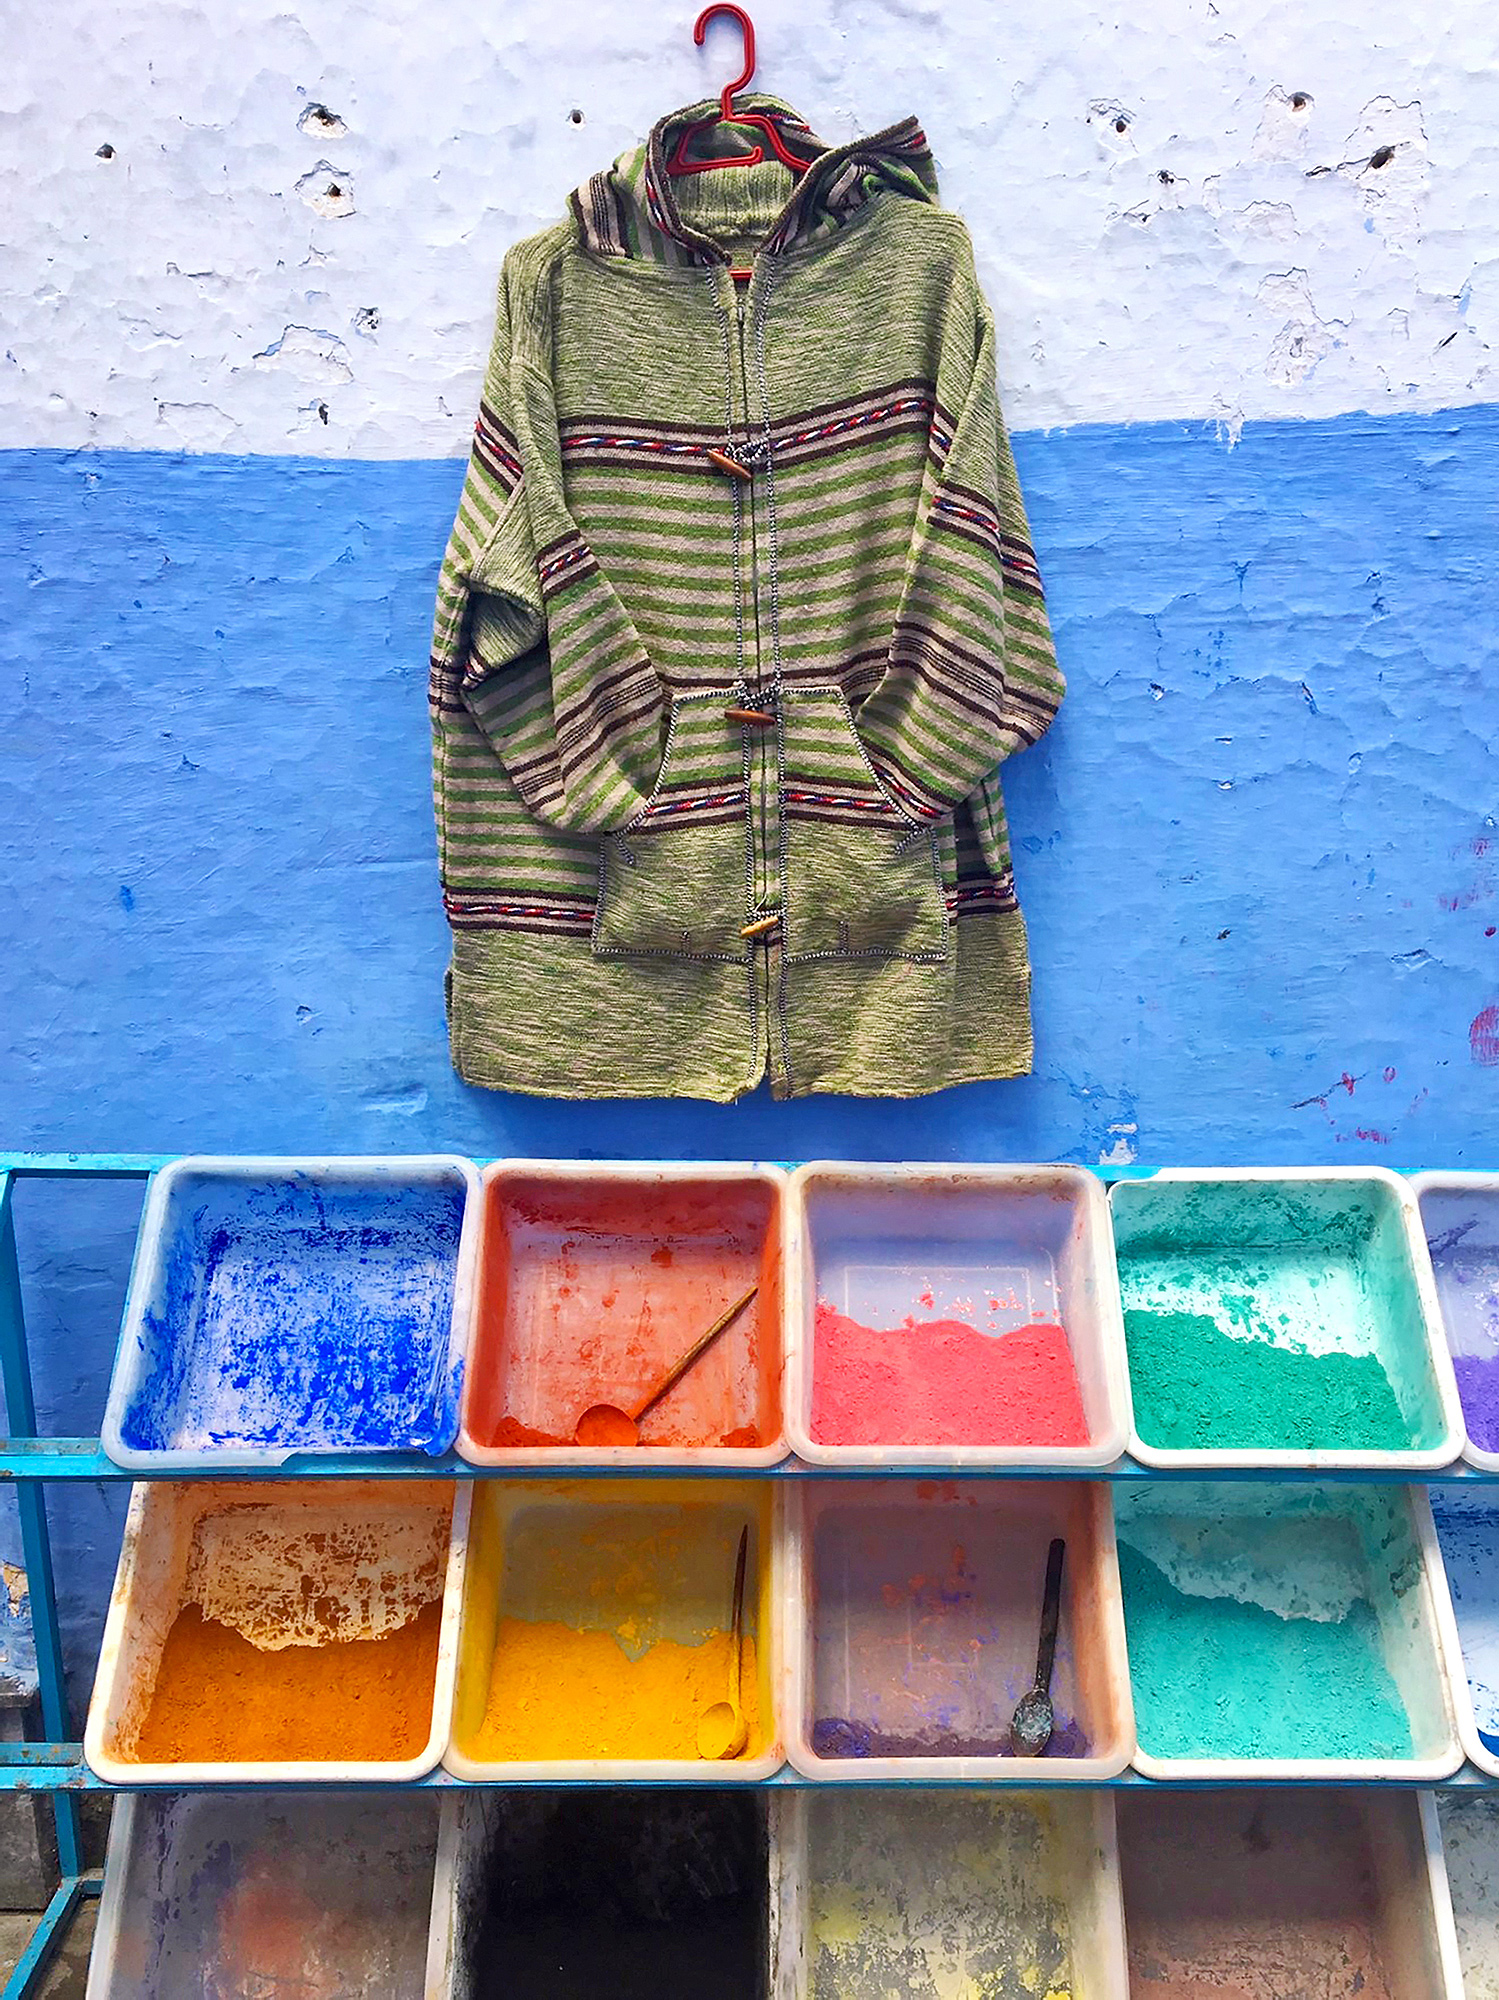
[569,95,938,265]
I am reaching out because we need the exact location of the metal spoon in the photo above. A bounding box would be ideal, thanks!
[1009,1537,1066,1757]
[573,1285,758,1447]
[697,1524,750,1760]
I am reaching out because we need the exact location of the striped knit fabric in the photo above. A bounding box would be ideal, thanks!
[430,97,1065,1100]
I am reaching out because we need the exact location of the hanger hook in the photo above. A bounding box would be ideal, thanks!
[694,5,756,124]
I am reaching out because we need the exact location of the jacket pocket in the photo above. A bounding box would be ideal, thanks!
[592,692,751,961]
[780,687,949,962]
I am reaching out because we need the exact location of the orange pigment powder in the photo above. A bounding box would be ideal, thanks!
[134,1600,441,1763]
[489,1414,763,1451]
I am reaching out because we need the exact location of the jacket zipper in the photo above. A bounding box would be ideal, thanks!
[738,292,778,892]
[727,267,783,1090]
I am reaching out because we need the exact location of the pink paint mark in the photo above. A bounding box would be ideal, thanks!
[1353,1128,1391,1144]
[1339,1072,1357,1095]
[1382,1066,1397,1083]
[1441,890,1481,912]
[1471,1005,1499,1067]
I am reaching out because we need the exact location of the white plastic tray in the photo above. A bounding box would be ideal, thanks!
[1435,1790,1499,2000]
[785,1162,1131,1468]
[87,1789,443,1998]
[444,1477,782,1783]
[103,1154,482,1470]
[457,1161,791,1469]
[1111,1166,1463,1471]
[770,1788,1127,1999]
[85,1478,470,1785]
[1119,1788,1464,2000]
[1411,1171,1499,1471]
[427,1791,770,1998]
[1427,1483,1499,1781]
[1116,1479,1463,1782]
[784,1478,1134,1782]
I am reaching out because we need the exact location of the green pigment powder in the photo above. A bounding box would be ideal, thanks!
[1118,1540,1413,1761]
[1125,1306,1411,1451]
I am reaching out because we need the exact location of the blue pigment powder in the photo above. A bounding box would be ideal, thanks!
[1118,1540,1413,1762]
[119,1171,467,1456]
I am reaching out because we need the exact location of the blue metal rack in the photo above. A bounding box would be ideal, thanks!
[2,1153,1497,1994]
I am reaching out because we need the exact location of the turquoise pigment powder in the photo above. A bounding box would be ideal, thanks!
[1125,1306,1410,1451]
[1118,1540,1413,1761]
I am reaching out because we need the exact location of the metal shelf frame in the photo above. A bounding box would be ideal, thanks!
[2,1152,1496,1992]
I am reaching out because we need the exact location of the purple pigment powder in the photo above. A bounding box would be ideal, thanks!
[1452,1352,1499,1452]
[811,1714,1090,1759]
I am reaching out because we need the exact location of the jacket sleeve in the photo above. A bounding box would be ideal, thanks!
[428,247,665,836]
[854,235,1065,822]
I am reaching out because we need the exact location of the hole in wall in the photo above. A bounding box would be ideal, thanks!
[569,108,584,124]
[95,142,115,159]
[1115,117,1128,133]
[1290,92,1310,111]
[298,102,348,137]
[295,163,355,218]
[315,401,329,425]
[1369,144,1395,168]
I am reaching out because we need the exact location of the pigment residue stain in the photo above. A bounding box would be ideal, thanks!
[810,1304,1089,1448]
[1124,1304,1410,1451]
[1117,1538,1412,1762]
[1430,1499,1499,1752]
[134,1599,441,1763]
[127,1177,466,1456]
[472,1620,759,1762]
[1121,1791,1401,2000]
[805,1791,1074,2000]
[1438,1797,1499,2000]
[809,1509,1092,1762]
[1426,1219,1499,1452]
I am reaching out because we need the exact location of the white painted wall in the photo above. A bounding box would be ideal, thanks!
[4,0,1496,455]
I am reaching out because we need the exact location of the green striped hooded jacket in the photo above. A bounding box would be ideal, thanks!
[430,97,1064,1100]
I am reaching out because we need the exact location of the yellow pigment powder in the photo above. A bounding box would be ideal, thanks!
[472,1619,761,1762]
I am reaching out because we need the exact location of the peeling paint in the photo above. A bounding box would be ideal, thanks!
[1,1565,29,1623]
[3,0,1497,453]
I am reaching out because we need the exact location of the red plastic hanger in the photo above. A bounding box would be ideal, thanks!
[666,6,809,177]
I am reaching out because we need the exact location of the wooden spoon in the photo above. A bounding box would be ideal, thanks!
[697,1524,750,1760]
[573,1285,758,1447]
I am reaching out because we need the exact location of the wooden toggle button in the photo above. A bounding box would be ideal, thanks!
[706,447,753,482]
[725,707,775,725]
[740,914,781,939]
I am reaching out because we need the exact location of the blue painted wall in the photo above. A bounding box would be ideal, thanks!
[4,403,1499,1698]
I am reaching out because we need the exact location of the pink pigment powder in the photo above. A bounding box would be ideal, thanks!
[810,1304,1089,1447]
